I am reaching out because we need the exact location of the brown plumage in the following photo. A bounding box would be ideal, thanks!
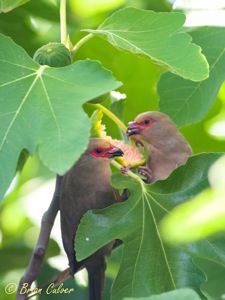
[126,111,192,183]
[59,138,123,300]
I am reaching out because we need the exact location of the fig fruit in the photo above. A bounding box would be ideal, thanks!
[33,42,72,67]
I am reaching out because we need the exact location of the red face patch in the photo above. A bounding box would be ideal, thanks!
[140,119,155,128]
[90,145,123,158]
[90,147,109,158]
[126,118,154,136]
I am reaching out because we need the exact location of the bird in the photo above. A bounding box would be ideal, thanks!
[59,138,124,300]
[126,111,192,183]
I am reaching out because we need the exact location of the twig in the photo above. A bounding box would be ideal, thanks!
[16,175,63,300]
[89,103,127,133]
[60,0,67,45]
[71,33,93,56]
[29,240,123,298]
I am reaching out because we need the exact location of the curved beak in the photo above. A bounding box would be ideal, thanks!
[108,145,124,158]
[126,121,143,137]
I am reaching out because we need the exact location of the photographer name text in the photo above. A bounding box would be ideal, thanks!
[19,283,74,295]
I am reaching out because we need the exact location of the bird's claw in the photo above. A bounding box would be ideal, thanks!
[121,164,132,175]
[138,166,153,184]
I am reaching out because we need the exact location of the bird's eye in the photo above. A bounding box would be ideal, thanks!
[144,119,150,124]
[95,148,103,154]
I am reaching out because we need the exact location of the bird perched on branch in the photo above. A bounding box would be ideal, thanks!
[126,111,192,183]
[59,138,124,300]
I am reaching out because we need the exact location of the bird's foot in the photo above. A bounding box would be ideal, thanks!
[138,166,152,184]
[121,164,132,175]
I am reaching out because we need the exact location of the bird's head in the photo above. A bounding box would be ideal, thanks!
[89,138,124,159]
[126,111,178,143]
[126,111,193,156]
[127,113,155,137]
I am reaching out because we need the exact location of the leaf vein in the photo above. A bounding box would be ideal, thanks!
[145,190,176,289]
[0,74,39,151]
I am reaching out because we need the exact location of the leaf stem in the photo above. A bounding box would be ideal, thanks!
[71,33,94,56]
[60,0,67,45]
[90,103,127,133]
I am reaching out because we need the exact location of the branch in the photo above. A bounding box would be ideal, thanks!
[16,175,63,300]
[29,241,123,298]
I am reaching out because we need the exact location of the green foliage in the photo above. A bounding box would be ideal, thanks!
[85,7,209,81]
[160,155,225,243]
[1,1,225,300]
[123,288,202,300]
[0,0,29,13]
[76,154,223,299]
[0,34,121,199]
[0,238,60,275]
[158,27,225,127]
[195,258,225,300]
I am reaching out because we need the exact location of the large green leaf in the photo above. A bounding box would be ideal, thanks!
[0,0,29,13]
[195,258,225,300]
[84,7,209,81]
[158,27,225,127]
[0,34,121,200]
[123,288,201,300]
[75,153,224,300]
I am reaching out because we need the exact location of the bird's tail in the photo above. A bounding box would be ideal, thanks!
[88,265,105,300]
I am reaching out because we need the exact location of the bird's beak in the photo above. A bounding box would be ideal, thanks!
[108,145,124,158]
[126,121,143,137]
